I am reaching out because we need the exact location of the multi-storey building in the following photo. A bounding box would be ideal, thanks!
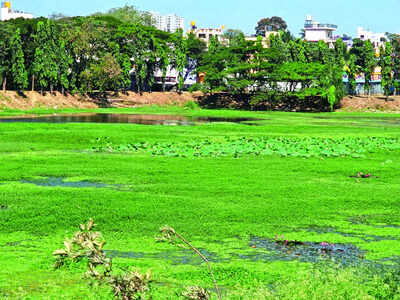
[357,27,387,49]
[1,1,33,21]
[304,15,337,46]
[150,12,184,33]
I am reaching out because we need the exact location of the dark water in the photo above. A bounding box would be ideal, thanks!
[105,248,225,265]
[243,237,366,266]
[0,113,261,126]
[20,177,127,190]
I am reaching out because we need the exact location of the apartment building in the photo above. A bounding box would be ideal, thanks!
[1,1,33,21]
[150,12,184,33]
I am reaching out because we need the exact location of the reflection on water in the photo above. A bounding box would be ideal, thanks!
[0,113,261,126]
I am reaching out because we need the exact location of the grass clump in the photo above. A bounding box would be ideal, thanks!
[183,100,200,110]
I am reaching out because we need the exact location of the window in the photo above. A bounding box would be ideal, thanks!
[199,34,206,39]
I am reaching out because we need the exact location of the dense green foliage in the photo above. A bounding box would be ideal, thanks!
[0,7,398,107]
[0,7,206,94]
[198,35,346,109]
[255,16,288,36]
[0,107,400,298]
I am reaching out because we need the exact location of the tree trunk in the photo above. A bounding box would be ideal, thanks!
[162,78,166,92]
[61,86,65,96]
[50,84,54,95]
[2,77,6,92]
[31,75,35,92]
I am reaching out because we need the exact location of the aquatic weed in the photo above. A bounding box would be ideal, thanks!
[92,136,400,159]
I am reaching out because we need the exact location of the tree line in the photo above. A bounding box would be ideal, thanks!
[0,6,206,94]
[0,8,399,109]
[196,29,399,110]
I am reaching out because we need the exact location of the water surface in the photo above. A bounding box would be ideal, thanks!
[0,113,261,126]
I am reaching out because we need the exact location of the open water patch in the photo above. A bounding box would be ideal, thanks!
[105,248,226,265]
[0,113,261,126]
[305,225,398,243]
[240,237,366,266]
[20,177,129,191]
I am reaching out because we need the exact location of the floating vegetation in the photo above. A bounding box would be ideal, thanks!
[92,136,400,159]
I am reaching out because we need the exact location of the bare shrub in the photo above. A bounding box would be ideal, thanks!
[182,286,210,300]
[156,226,221,300]
[53,218,112,279]
[54,219,151,300]
[109,270,152,300]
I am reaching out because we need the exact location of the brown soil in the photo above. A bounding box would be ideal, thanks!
[339,96,400,113]
[0,91,202,110]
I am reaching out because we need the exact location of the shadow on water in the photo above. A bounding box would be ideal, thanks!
[0,113,262,126]
[19,177,130,191]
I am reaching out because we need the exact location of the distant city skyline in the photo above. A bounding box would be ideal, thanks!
[8,0,400,37]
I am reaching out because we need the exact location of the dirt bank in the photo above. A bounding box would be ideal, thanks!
[2,91,400,113]
[339,96,400,113]
[0,91,201,110]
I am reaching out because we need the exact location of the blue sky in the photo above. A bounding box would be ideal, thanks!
[12,0,400,37]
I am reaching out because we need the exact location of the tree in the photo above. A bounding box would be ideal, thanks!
[386,33,400,92]
[223,29,244,45]
[32,20,59,93]
[58,40,73,94]
[268,33,291,64]
[198,37,229,93]
[362,40,376,96]
[80,53,123,93]
[380,42,394,99]
[349,38,365,68]
[345,54,359,95]
[255,17,287,36]
[172,29,187,93]
[10,28,28,91]
[93,5,153,26]
[0,24,12,91]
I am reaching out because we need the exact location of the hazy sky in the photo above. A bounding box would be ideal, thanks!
[11,0,400,37]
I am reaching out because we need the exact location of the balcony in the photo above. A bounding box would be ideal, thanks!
[304,23,338,30]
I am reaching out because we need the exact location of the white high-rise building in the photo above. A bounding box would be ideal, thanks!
[1,1,33,21]
[150,12,184,33]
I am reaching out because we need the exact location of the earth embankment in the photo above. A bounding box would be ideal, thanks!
[0,91,201,110]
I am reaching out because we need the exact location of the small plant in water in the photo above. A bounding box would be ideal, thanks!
[156,226,221,300]
[274,234,304,247]
[182,286,210,300]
